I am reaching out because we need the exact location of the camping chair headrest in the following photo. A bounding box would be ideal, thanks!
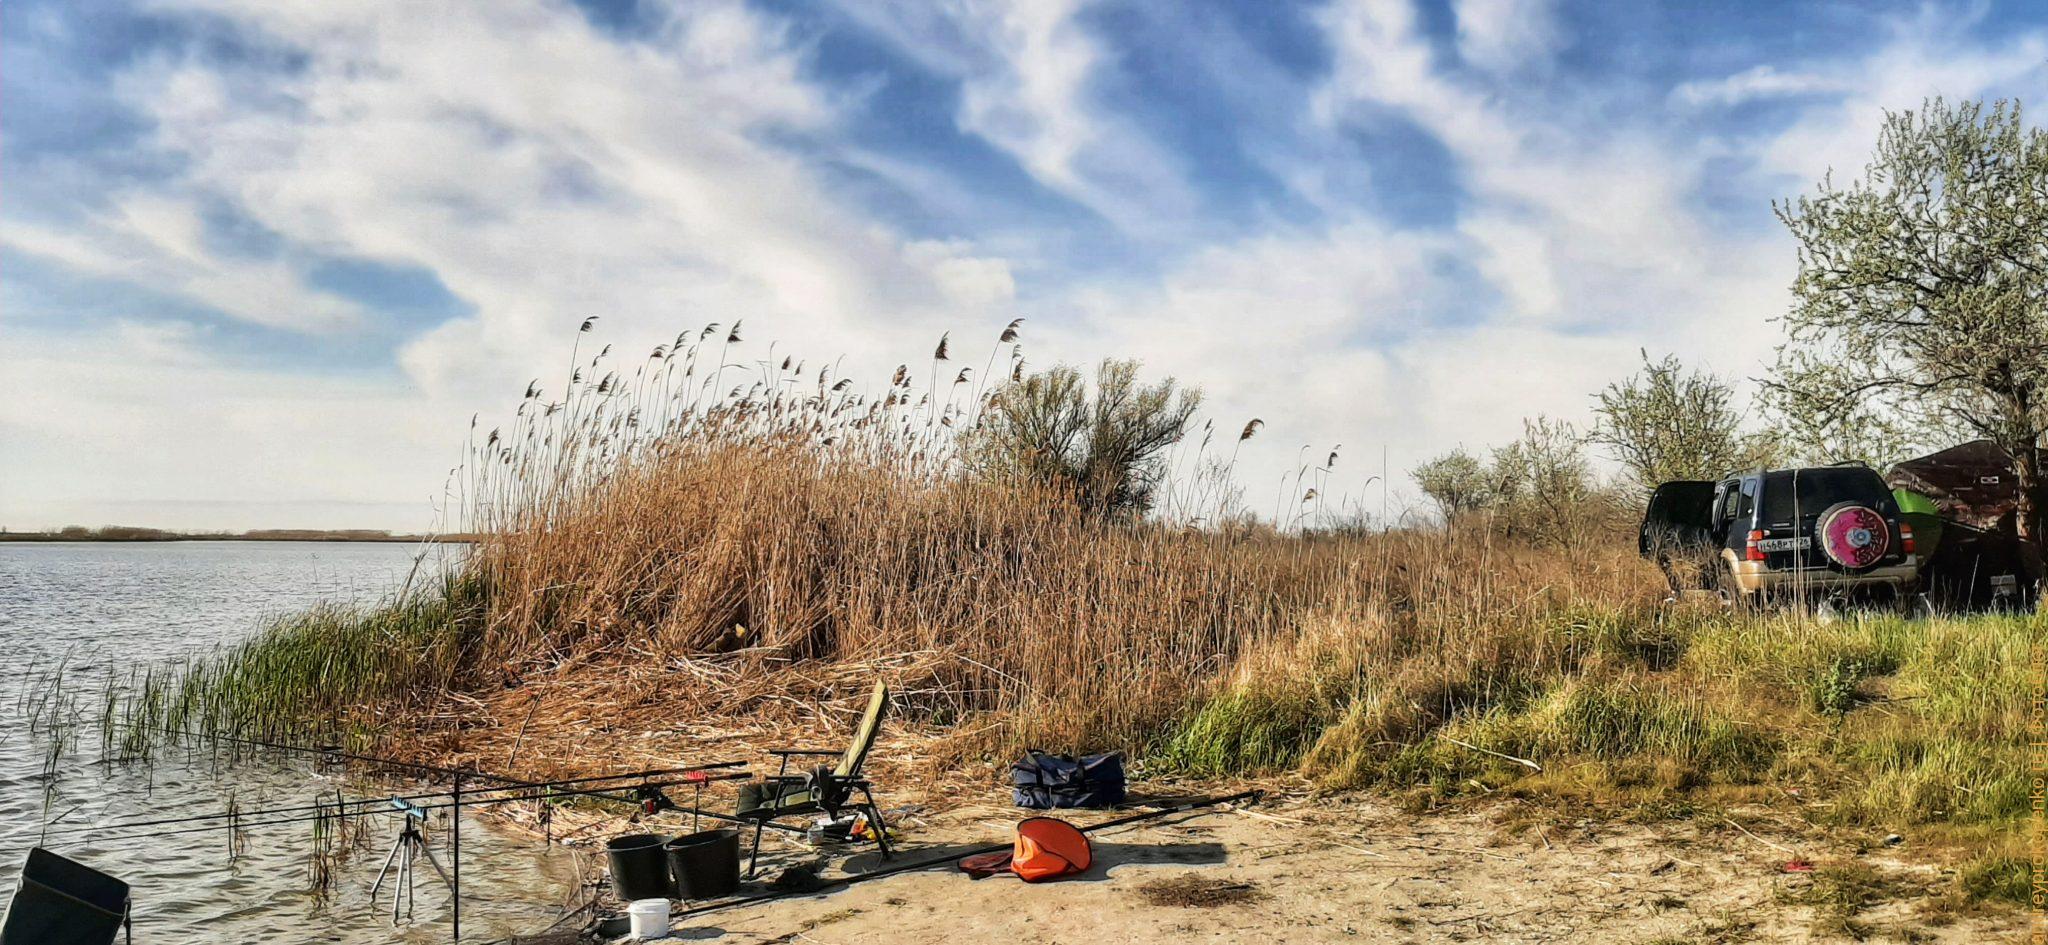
[834,681,890,778]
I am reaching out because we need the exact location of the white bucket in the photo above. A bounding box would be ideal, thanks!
[627,898,671,940]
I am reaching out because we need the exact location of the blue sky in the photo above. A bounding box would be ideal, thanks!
[4,0,2046,529]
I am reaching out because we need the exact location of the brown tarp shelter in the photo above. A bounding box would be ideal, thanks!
[1885,439,2040,609]
[1885,439,2034,530]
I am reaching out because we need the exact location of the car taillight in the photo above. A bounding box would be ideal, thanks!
[1746,529,1766,561]
[1901,522,1915,554]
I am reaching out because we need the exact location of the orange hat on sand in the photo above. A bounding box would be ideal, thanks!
[1011,818,1092,881]
[958,817,1093,882]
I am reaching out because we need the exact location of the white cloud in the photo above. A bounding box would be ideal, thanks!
[1673,65,1848,108]
[10,0,2048,530]
[114,0,1020,404]
[1452,0,1562,74]
[0,322,460,530]
[1752,17,2048,185]
[1282,0,2048,504]
[829,0,1197,235]
[954,0,1100,191]
[108,319,212,366]
[0,200,365,333]
[4,0,1028,528]
[1007,217,1661,522]
[1314,0,1756,347]
[909,240,1019,310]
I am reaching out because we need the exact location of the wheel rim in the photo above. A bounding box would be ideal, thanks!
[1818,505,1889,569]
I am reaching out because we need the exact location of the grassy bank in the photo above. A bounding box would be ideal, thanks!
[68,326,2040,909]
[1160,603,2038,903]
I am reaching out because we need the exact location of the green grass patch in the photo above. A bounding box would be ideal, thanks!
[1154,684,1334,777]
[86,571,487,754]
[1151,604,2035,908]
[1527,678,1775,774]
[1957,854,2030,905]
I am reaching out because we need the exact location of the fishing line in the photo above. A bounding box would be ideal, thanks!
[37,764,744,839]
[104,722,582,785]
[78,773,752,844]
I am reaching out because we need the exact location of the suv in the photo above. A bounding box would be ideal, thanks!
[1640,465,1920,606]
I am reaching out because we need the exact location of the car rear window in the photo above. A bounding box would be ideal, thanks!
[1758,468,1890,524]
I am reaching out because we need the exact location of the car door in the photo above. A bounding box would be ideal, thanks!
[1640,480,1716,557]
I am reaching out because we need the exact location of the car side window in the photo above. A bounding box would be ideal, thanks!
[1716,480,1741,523]
[1735,478,1757,521]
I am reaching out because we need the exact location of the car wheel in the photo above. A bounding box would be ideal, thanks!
[1816,500,1891,571]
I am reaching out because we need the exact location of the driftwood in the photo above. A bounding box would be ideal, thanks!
[1439,735,1542,772]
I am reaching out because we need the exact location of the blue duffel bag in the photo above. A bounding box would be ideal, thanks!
[1011,749,1126,809]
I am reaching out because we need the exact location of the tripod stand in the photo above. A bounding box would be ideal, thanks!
[370,810,451,922]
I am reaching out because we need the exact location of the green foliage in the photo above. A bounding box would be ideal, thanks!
[1553,606,1696,671]
[1149,604,2032,905]
[1806,655,1868,717]
[1155,685,1333,777]
[1412,418,1621,542]
[1891,611,2040,740]
[964,358,1200,517]
[1529,680,1774,774]
[97,571,485,747]
[1590,351,1776,490]
[1760,383,1918,470]
[1488,417,1615,545]
[1835,728,2030,825]
[1410,449,1494,521]
[1771,97,2048,538]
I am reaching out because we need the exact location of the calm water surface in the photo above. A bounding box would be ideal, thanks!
[0,542,583,943]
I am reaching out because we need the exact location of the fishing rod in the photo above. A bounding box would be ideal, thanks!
[621,783,809,836]
[109,721,763,817]
[657,790,1265,925]
[38,763,746,839]
[114,723,566,786]
[79,773,754,845]
[78,774,748,844]
[117,722,808,837]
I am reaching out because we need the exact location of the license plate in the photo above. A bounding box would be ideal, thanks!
[1755,537,1811,552]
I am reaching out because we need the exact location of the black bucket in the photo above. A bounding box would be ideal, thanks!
[664,828,740,900]
[1,848,130,945]
[606,833,674,901]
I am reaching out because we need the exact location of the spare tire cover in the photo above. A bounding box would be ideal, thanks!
[1818,503,1890,570]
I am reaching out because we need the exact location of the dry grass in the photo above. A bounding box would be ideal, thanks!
[437,320,1629,757]
[67,322,2041,910]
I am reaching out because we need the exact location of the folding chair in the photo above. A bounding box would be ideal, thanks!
[736,681,894,877]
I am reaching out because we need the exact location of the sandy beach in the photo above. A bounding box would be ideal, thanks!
[525,786,2023,945]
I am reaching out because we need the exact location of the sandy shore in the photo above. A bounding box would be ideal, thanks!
[534,788,2022,945]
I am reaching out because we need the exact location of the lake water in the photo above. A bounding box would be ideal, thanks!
[0,542,583,943]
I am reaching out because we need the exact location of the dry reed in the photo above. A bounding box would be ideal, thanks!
[58,320,2037,905]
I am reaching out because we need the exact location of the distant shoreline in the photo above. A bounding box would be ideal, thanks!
[0,529,478,544]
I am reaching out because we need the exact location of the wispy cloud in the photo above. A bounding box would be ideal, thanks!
[6,0,2048,528]
[1672,64,1849,108]
[1452,0,1563,75]
[830,0,1198,236]
[2,198,366,333]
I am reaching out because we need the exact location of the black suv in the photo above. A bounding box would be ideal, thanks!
[1640,465,1920,605]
